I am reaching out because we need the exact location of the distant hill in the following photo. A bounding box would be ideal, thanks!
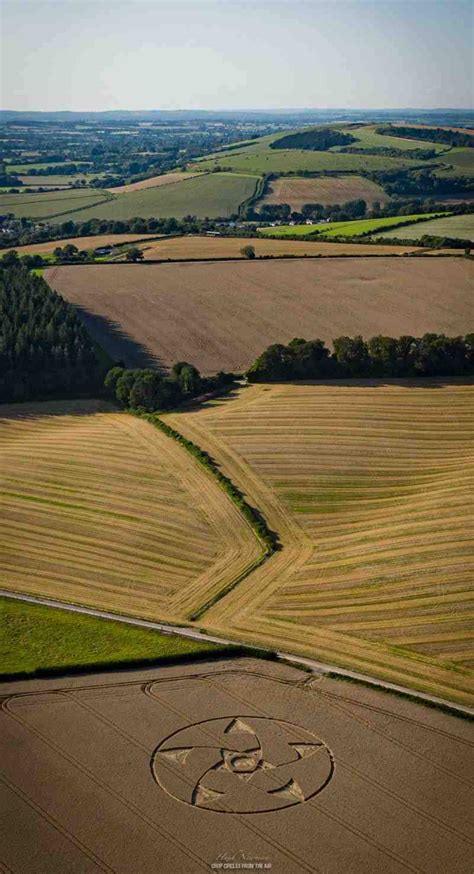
[1,108,473,126]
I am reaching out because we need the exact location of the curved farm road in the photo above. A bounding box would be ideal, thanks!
[1,588,472,717]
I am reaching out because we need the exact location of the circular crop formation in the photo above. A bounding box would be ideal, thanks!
[152,715,334,814]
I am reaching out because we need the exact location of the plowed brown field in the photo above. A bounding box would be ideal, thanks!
[0,401,260,621]
[166,382,474,706]
[258,175,389,210]
[45,258,473,373]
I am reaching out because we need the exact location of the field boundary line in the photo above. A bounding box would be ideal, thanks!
[1,589,473,718]
[135,412,277,619]
[106,171,210,194]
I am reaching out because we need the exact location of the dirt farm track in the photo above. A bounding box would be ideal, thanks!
[2,657,473,874]
[45,257,473,373]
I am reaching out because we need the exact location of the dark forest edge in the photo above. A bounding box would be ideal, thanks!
[0,262,108,403]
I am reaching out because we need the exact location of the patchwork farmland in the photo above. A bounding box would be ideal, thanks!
[63,172,258,221]
[191,123,474,181]
[0,401,260,622]
[166,381,474,706]
[258,175,390,211]
[0,172,259,221]
[0,188,112,219]
[45,258,474,373]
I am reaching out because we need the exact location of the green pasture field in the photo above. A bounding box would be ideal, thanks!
[259,212,447,239]
[434,148,474,178]
[372,212,474,241]
[0,189,112,219]
[0,596,232,678]
[342,124,448,153]
[44,172,259,222]
[193,148,418,175]
[191,124,445,175]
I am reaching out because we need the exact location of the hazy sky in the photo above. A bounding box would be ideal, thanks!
[1,0,472,111]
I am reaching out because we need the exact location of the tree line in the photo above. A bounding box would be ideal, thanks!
[0,215,214,251]
[104,363,234,412]
[246,334,474,382]
[340,145,437,160]
[376,126,474,149]
[369,167,472,198]
[0,263,105,402]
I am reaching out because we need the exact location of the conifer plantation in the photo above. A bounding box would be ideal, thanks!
[0,262,104,402]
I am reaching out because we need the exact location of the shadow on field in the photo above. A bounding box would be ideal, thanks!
[73,304,166,372]
[175,383,244,412]
[0,647,272,683]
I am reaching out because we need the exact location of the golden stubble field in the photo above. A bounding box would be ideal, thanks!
[45,257,473,374]
[0,401,260,621]
[166,381,474,706]
[138,234,422,259]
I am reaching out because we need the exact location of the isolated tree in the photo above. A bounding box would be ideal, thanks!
[241,245,256,259]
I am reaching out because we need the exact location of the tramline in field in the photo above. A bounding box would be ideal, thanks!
[165,381,474,707]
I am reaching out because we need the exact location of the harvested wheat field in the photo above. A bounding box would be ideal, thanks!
[2,233,162,257]
[166,382,474,706]
[258,175,390,211]
[139,234,421,259]
[1,657,472,873]
[45,258,473,373]
[108,170,201,194]
[0,401,260,621]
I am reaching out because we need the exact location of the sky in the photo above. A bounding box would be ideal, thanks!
[1,0,473,111]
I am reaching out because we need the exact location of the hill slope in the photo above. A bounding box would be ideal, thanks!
[166,381,474,706]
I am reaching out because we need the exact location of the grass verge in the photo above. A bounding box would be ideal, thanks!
[0,596,238,680]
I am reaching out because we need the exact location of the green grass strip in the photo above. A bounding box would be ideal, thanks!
[0,596,237,680]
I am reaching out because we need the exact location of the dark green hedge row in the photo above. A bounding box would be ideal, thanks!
[139,413,276,556]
